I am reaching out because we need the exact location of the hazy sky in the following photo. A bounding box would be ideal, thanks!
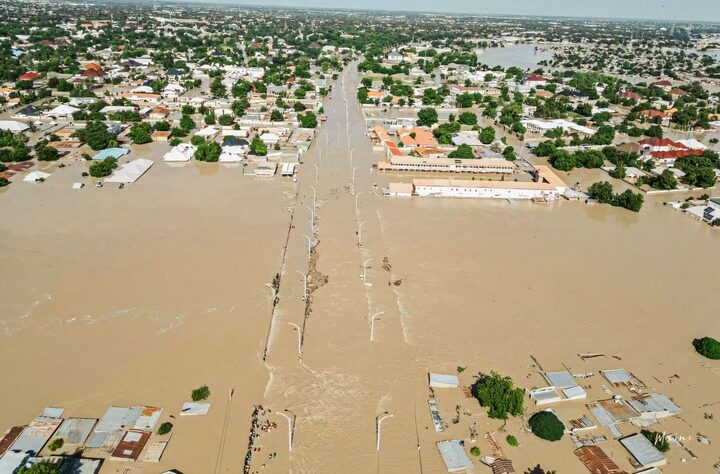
[191,0,720,22]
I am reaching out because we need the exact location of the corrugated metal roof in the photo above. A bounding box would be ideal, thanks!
[620,433,666,467]
[437,440,473,472]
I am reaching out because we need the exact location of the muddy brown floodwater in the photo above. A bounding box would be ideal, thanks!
[1,66,720,474]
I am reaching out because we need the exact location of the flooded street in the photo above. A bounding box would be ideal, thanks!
[1,64,720,473]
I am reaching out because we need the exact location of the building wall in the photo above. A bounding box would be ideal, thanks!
[415,184,560,200]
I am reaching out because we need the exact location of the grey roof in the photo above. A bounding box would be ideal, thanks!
[544,371,576,389]
[620,433,666,467]
[10,417,62,454]
[86,406,142,449]
[627,394,680,416]
[0,451,31,473]
[436,440,473,472]
[60,456,102,474]
[55,418,97,445]
[428,373,460,388]
[602,369,632,385]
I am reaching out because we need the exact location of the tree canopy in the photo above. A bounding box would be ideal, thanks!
[529,411,564,441]
[471,372,524,420]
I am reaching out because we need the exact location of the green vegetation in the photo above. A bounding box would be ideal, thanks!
[75,120,115,151]
[129,123,153,145]
[693,336,720,360]
[88,157,118,178]
[529,411,564,441]
[298,111,318,128]
[18,462,61,474]
[250,136,267,156]
[470,446,481,456]
[471,372,524,420]
[48,438,64,451]
[416,108,438,127]
[506,435,519,446]
[588,181,644,212]
[35,140,59,161]
[194,142,222,162]
[448,144,475,159]
[675,151,719,188]
[458,112,477,126]
[641,429,670,452]
[158,422,173,435]
[479,126,495,144]
[192,385,211,401]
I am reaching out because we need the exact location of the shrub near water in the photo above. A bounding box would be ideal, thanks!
[529,411,564,441]
[693,336,720,360]
[191,385,211,401]
[641,429,670,452]
[158,422,173,435]
[471,372,524,420]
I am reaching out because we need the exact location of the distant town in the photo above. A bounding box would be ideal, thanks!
[1,1,720,474]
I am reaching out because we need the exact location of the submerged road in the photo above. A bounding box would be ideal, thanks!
[254,63,431,473]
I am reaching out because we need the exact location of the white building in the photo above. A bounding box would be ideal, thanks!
[163,143,196,162]
[522,118,596,137]
[410,166,567,200]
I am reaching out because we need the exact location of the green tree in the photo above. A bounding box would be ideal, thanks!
[448,144,475,159]
[693,336,720,360]
[270,109,283,122]
[250,136,267,156]
[642,430,670,452]
[298,111,318,129]
[416,108,438,127]
[191,385,211,401]
[588,181,614,203]
[77,120,114,151]
[158,422,173,435]
[36,142,59,161]
[129,123,153,145]
[524,465,556,474]
[194,142,221,162]
[529,411,564,441]
[471,372,524,420]
[89,157,118,178]
[458,112,478,126]
[180,114,196,131]
[502,146,516,161]
[18,462,61,474]
[612,189,644,212]
[479,126,495,144]
[218,114,234,126]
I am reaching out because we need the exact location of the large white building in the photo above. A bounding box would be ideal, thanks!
[405,166,567,201]
[522,118,596,137]
[378,156,516,174]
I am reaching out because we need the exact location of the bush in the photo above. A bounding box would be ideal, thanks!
[89,157,118,178]
[191,385,210,401]
[529,411,564,441]
[471,372,524,420]
[157,422,173,435]
[470,446,480,456]
[641,429,670,452]
[506,435,519,446]
[18,462,61,474]
[693,336,720,360]
[48,438,64,451]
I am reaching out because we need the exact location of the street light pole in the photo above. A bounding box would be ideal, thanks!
[296,271,308,301]
[352,166,357,194]
[302,234,312,260]
[357,220,366,246]
[355,191,362,215]
[376,412,393,451]
[362,257,373,284]
[370,311,384,342]
[288,322,302,358]
[276,410,294,452]
[307,206,315,235]
[310,185,317,210]
[313,163,319,182]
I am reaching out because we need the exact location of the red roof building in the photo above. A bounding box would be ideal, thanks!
[81,68,106,78]
[18,71,41,81]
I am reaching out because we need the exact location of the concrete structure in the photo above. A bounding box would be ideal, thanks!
[619,433,666,468]
[522,118,596,137]
[407,165,567,200]
[378,156,515,174]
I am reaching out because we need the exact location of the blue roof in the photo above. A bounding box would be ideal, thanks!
[93,148,129,160]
